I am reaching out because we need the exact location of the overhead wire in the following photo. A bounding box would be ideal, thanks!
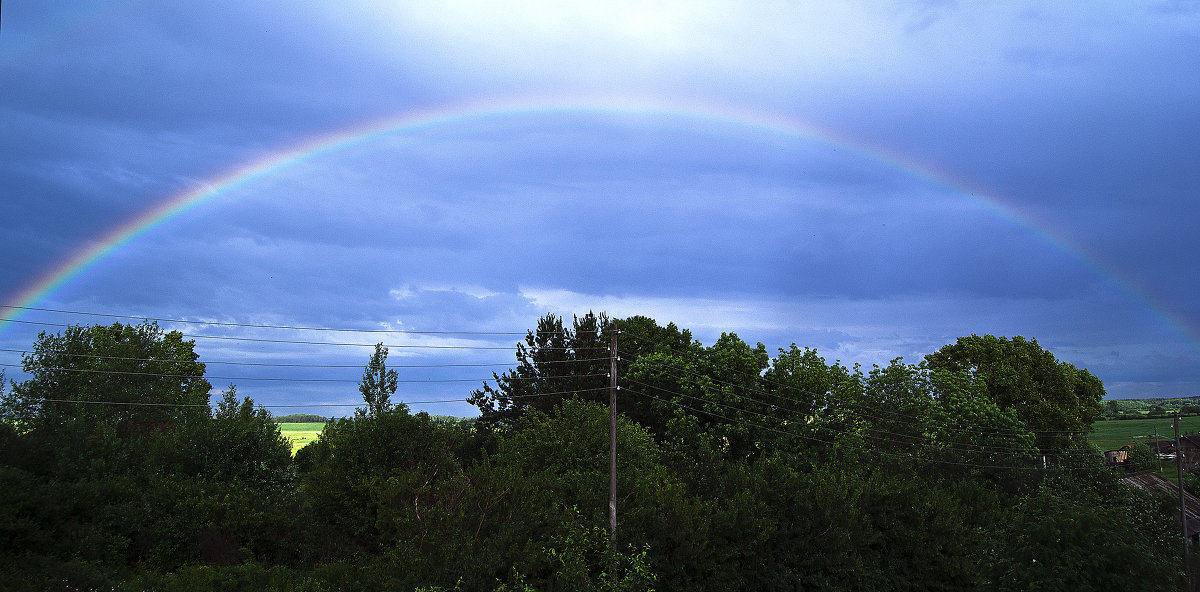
[0,362,607,385]
[5,336,1084,457]
[1,304,526,335]
[34,387,611,410]
[1,318,608,351]
[3,313,1109,466]
[1,305,622,340]
[0,347,611,369]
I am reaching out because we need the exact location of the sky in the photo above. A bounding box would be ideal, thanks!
[2,1,1198,415]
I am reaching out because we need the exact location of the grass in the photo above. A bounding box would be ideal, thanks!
[273,415,470,455]
[277,422,325,454]
[276,414,1194,461]
[1088,416,1200,453]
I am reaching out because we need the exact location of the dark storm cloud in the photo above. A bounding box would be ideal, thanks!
[1,1,1197,407]
[3,2,435,129]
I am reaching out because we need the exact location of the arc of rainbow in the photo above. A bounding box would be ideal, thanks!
[2,95,1196,349]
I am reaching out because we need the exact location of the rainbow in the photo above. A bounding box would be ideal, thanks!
[2,95,1196,346]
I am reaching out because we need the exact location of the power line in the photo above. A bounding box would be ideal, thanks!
[4,313,1103,454]
[1,319,608,351]
[0,348,612,370]
[0,304,532,335]
[182,332,512,350]
[0,362,607,385]
[37,398,210,408]
[13,313,1025,438]
[284,389,608,408]
[1,304,624,338]
[34,387,609,410]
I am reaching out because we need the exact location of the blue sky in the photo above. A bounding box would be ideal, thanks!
[2,1,1198,415]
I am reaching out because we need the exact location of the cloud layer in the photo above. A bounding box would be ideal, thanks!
[2,1,1198,412]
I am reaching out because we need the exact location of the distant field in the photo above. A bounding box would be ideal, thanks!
[280,417,1190,456]
[278,422,325,454]
[1089,416,1200,452]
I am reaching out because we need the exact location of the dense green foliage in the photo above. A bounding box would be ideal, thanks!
[0,319,1189,590]
[1,322,212,431]
[1127,442,1159,472]
[925,334,1105,452]
[0,323,297,588]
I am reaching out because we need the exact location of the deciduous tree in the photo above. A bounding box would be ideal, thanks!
[359,342,399,418]
[2,322,210,432]
[925,334,1104,452]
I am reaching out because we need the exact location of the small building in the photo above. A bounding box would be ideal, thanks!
[1104,445,1132,466]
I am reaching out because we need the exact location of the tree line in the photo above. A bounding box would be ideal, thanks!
[0,314,1189,590]
[1104,397,1200,420]
[275,414,329,423]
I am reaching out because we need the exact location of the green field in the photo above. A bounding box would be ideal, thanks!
[279,415,1193,457]
[278,422,325,454]
[1089,416,1200,452]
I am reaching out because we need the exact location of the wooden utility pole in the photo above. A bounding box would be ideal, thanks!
[1177,416,1190,583]
[1158,427,1165,472]
[609,329,619,547]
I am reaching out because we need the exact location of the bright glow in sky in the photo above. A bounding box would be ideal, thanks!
[1,1,1198,414]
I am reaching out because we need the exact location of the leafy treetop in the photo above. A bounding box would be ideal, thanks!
[358,342,401,418]
[925,334,1105,451]
[1,322,210,431]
